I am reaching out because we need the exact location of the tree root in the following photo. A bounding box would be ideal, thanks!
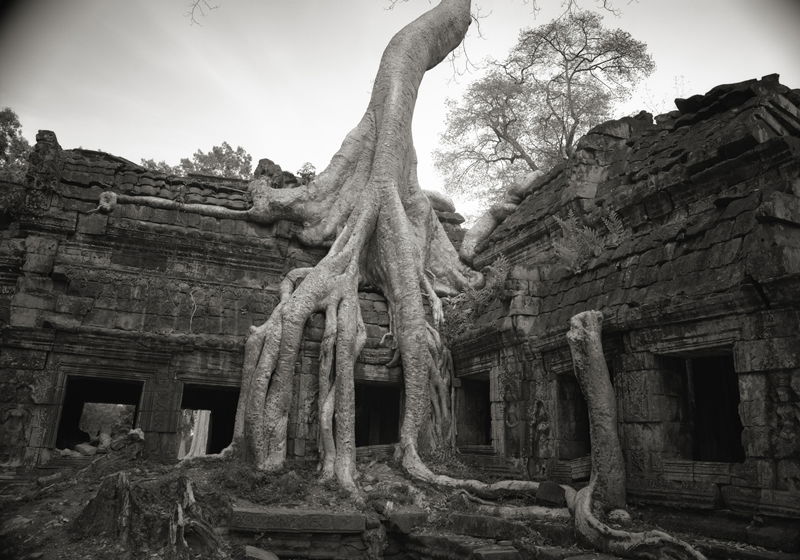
[474,503,571,520]
[74,472,224,559]
[574,481,706,560]
[400,444,540,495]
[566,311,706,560]
[83,5,704,559]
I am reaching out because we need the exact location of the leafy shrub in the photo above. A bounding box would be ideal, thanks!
[441,255,510,342]
[552,208,628,272]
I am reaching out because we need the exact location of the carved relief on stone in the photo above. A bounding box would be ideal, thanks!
[772,372,800,460]
[526,398,551,479]
[626,448,648,475]
[503,384,521,457]
[0,385,34,467]
[617,370,649,422]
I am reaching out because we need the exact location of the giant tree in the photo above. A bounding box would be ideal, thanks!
[96,2,702,557]
[436,10,654,207]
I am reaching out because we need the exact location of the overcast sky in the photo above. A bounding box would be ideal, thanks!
[1,0,799,214]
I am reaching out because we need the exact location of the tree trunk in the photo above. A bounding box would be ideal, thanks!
[97,0,544,495]
[184,410,210,460]
[91,7,710,559]
[567,311,706,560]
[566,310,625,509]
[75,473,222,559]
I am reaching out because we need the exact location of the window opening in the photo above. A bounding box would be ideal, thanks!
[556,375,590,460]
[180,384,239,456]
[55,376,143,450]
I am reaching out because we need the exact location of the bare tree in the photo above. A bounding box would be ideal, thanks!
[436,10,654,207]
[186,0,217,25]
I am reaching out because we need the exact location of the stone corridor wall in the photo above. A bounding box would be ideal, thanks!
[0,133,411,466]
[453,75,800,520]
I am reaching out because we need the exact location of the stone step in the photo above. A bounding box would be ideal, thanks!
[229,501,367,534]
[404,532,517,560]
[696,539,800,560]
[37,456,94,470]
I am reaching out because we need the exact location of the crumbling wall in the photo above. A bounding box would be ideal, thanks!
[0,133,409,466]
[453,75,800,520]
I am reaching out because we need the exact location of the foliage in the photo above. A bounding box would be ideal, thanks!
[552,208,628,272]
[79,403,135,438]
[436,10,654,209]
[138,158,180,175]
[0,107,32,183]
[180,141,252,179]
[296,161,317,185]
[0,182,26,222]
[441,254,510,342]
[140,141,253,179]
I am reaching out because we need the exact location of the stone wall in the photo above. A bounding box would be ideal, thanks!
[0,132,426,466]
[452,75,800,519]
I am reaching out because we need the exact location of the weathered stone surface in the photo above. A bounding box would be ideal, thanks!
[240,545,279,560]
[1,134,424,464]
[448,514,532,541]
[230,503,366,534]
[535,480,567,507]
[73,443,97,456]
[386,506,427,534]
[472,545,522,560]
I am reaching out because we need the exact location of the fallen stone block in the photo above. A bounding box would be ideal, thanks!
[536,480,567,507]
[74,443,97,456]
[448,513,532,541]
[230,503,366,534]
[242,545,278,560]
[472,545,522,559]
[36,472,64,487]
[387,506,427,534]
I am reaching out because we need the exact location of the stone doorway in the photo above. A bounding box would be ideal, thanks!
[683,355,745,463]
[354,382,401,447]
[456,374,492,447]
[55,376,143,450]
[556,375,590,460]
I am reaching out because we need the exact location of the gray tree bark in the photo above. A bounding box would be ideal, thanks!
[566,310,626,509]
[567,311,706,560]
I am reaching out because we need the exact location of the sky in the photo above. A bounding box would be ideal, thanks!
[1,0,799,215]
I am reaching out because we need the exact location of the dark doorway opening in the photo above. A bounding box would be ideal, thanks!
[456,375,492,446]
[180,384,239,455]
[56,376,143,449]
[354,383,401,447]
[556,375,590,460]
[688,355,745,462]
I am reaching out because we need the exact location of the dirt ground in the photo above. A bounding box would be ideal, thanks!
[0,442,525,560]
[1,443,793,560]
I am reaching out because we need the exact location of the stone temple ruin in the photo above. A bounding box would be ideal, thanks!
[1,75,800,554]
